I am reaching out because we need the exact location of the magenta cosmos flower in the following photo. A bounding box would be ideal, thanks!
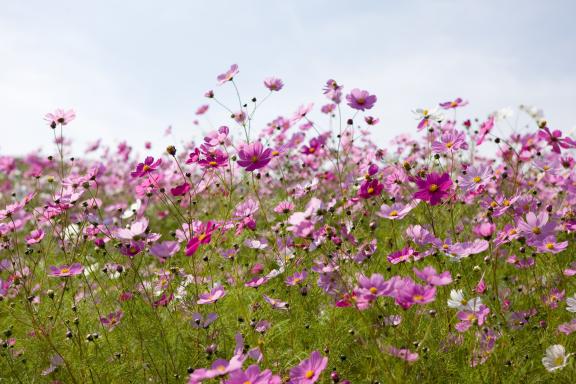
[413,172,453,206]
[49,263,83,277]
[186,221,217,256]
[289,351,328,384]
[131,156,162,178]
[197,285,226,305]
[346,88,377,111]
[44,108,76,128]
[358,179,383,199]
[237,142,273,171]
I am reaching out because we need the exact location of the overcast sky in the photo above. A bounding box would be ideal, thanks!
[1,0,575,156]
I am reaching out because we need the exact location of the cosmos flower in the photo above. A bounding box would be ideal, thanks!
[264,77,284,91]
[439,98,468,110]
[413,172,453,206]
[49,263,84,277]
[542,344,571,372]
[100,310,124,331]
[237,142,273,171]
[357,179,383,199]
[186,221,218,256]
[289,351,328,384]
[263,294,288,310]
[217,64,239,84]
[44,108,76,128]
[197,286,226,305]
[131,157,162,178]
[346,89,377,111]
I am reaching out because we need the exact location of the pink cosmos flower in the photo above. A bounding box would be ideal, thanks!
[273,201,294,214]
[49,263,83,277]
[237,142,273,171]
[413,172,453,206]
[195,145,229,169]
[263,294,288,310]
[289,351,328,384]
[386,346,419,362]
[149,241,180,262]
[473,222,496,239]
[264,77,284,91]
[459,166,491,193]
[439,98,468,109]
[226,364,281,384]
[388,247,418,264]
[455,304,490,332]
[475,115,494,145]
[25,229,45,245]
[396,281,436,309]
[197,286,226,305]
[217,64,239,84]
[516,211,556,242]
[285,271,308,286]
[413,266,452,286]
[346,89,376,111]
[534,236,568,254]
[189,356,243,383]
[195,104,209,115]
[131,157,162,178]
[323,79,343,103]
[115,218,149,241]
[377,201,418,220]
[446,239,489,259]
[432,128,468,153]
[44,108,76,127]
[100,310,124,331]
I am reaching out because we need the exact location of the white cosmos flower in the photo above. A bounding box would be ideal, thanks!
[447,289,483,311]
[121,199,142,220]
[542,344,571,372]
[566,294,576,313]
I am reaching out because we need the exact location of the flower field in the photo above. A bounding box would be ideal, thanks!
[1,65,576,383]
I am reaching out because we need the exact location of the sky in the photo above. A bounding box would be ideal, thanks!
[1,0,575,156]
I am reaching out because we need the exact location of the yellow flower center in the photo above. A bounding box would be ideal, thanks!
[554,356,564,367]
[532,227,541,235]
[305,370,314,379]
[60,268,70,274]
[217,365,226,372]
[369,287,378,294]
[442,244,449,249]
[473,176,481,183]
[198,233,207,241]
[503,200,510,206]
[546,243,554,250]
[429,184,438,192]
[490,202,498,208]
[413,294,424,301]
[309,147,316,153]
[450,101,458,107]
[209,161,218,166]
[423,109,429,116]
[143,165,151,172]
[390,210,399,217]
[272,151,279,156]
[367,187,374,194]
